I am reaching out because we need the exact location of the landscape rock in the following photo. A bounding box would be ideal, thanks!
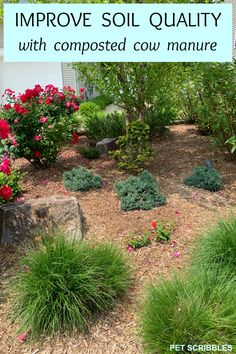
[0,195,83,244]
[96,138,117,155]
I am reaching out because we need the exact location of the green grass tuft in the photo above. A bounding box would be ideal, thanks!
[140,271,236,354]
[191,217,236,278]
[8,233,132,339]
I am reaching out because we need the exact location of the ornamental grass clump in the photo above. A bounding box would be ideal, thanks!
[63,166,102,191]
[191,217,236,278]
[8,233,132,339]
[115,170,166,211]
[140,271,236,354]
[184,165,221,192]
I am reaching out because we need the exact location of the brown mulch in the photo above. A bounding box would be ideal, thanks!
[0,124,235,354]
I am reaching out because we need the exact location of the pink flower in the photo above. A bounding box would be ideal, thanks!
[127,245,134,252]
[17,332,28,342]
[14,118,19,124]
[47,125,53,129]
[39,116,48,124]
[73,104,79,111]
[65,101,71,108]
[33,135,42,141]
[79,87,85,93]
[173,251,181,258]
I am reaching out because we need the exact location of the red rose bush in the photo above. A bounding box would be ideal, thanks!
[1,84,83,168]
[0,119,22,204]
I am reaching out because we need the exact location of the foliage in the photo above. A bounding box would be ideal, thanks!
[184,165,221,192]
[111,121,153,172]
[128,231,151,250]
[140,271,236,354]
[145,99,177,136]
[151,220,173,243]
[79,101,101,118]
[63,166,102,192]
[8,233,132,338]
[115,170,166,211]
[73,62,179,123]
[79,146,101,159]
[191,218,236,279]
[89,95,113,110]
[79,102,125,141]
[226,136,236,154]
[1,85,82,168]
[192,63,236,150]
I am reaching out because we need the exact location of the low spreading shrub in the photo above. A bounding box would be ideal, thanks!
[63,167,102,191]
[8,233,132,338]
[1,85,82,168]
[79,146,101,159]
[140,271,236,354]
[111,121,153,172]
[184,165,221,192]
[191,218,236,278]
[115,170,166,211]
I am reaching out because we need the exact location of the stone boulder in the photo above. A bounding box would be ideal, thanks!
[0,196,83,244]
[96,138,117,155]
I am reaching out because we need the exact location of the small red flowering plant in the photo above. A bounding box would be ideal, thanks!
[127,220,174,251]
[0,119,22,204]
[1,84,84,168]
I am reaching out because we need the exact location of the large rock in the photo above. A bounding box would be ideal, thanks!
[0,196,83,244]
[96,138,117,155]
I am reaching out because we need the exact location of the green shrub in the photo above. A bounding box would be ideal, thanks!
[63,167,102,191]
[115,170,166,211]
[145,103,177,136]
[79,101,101,118]
[79,146,101,159]
[111,121,153,172]
[141,271,236,354]
[191,218,236,278]
[90,95,113,110]
[8,233,132,338]
[184,165,221,192]
[79,102,125,141]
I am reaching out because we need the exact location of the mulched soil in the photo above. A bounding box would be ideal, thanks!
[0,124,235,354]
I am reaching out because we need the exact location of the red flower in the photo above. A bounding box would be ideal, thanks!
[0,185,12,201]
[65,101,71,108]
[3,104,11,110]
[13,103,25,114]
[34,150,41,158]
[0,119,10,139]
[73,103,79,111]
[45,97,51,105]
[151,221,157,229]
[0,158,11,175]
[79,87,85,93]
[72,132,79,144]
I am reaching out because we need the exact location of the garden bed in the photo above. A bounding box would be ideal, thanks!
[0,124,235,354]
